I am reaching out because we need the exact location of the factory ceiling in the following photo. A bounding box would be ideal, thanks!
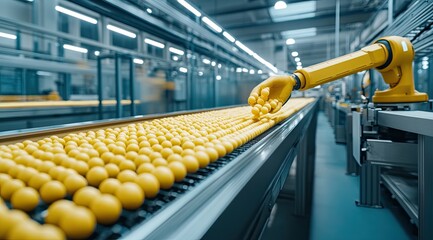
[186,0,383,68]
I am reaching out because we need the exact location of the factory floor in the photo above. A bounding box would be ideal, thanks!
[261,112,416,240]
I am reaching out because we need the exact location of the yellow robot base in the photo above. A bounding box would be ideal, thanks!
[373,88,429,103]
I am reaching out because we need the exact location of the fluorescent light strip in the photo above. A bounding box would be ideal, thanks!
[223,32,235,43]
[0,32,17,40]
[235,41,254,56]
[107,24,136,38]
[177,0,202,17]
[55,6,97,24]
[252,53,278,73]
[274,1,288,10]
[145,38,165,49]
[202,17,223,33]
[179,67,188,73]
[169,47,185,56]
[133,58,144,64]
[63,44,88,53]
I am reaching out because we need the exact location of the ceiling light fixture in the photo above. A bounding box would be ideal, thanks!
[63,44,88,53]
[296,66,302,70]
[203,59,211,64]
[133,58,144,64]
[107,24,136,38]
[286,38,295,45]
[222,32,236,43]
[295,57,300,62]
[235,41,254,56]
[216,75,222,80]
[144,38,165,48]
[274,1,287,10]
[177,0,202,17]
[179,67,188,73]
[291,51,299,57]
[0,32,17,40]
[169,47,185,55]
[55,6,97,24]
[202,17,223,33]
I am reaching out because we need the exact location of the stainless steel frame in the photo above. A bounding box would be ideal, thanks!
[377,111,433,240]
[0,100,319,239]
[124,101,318,239]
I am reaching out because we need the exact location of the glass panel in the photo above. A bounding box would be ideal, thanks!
[111,32,137,50]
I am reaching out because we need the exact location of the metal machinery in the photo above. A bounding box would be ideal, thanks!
[0,100,319,239]
[0,0,266,132]
[313,0,433,238]
[269,30,433,239]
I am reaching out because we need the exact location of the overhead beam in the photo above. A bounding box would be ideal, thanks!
[228,11,371,39]
[207,0,305,17]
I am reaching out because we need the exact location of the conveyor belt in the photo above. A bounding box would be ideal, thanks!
[0,98,316,240]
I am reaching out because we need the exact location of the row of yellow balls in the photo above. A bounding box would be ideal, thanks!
[0,106,283,239]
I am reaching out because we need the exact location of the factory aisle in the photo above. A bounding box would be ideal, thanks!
[309,112,412,240]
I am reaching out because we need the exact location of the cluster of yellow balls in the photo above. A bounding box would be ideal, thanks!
[0,100,314,239]
[248,87,282,118]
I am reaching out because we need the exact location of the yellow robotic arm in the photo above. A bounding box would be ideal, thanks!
[249,36,428,114]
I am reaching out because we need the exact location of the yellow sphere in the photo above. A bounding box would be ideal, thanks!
[11,187,39,212]
[105,163,120,178]
[195,151,210,168]
[86,166,108,187]
[38,224,66,240]
[40,181,66,204]
[45,199,75,224]
[99,178,122,195]
[28,173,52,190]
[63,174,88,195]
[59,206,96,239]
[0,209,28,239]
[168,161,187,182]
[115,182,144,210]
[137,163,156,174]
[6,220,40,240]
[1,179,25,201]
[119,160,136,171]
[73,186,100,207]
[90,194,122,225]
[134,173,160,198]
[134,155,151,166]
[181,156,199,173]
[117,170,138,183]
[152,166,175,190]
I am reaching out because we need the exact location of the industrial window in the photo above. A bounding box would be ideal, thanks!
[80,21,98,41]
[111,32,137,50]
[147,45,164,58]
